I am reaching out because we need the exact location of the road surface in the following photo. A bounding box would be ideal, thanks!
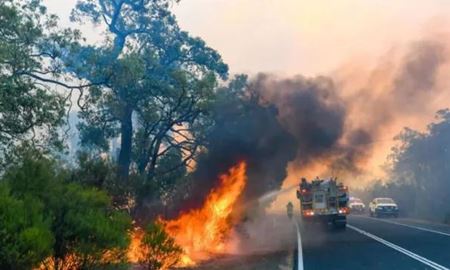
[190,215,450,270]
[300,215,450,270]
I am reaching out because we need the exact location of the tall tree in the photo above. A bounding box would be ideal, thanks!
[71,0,228,181]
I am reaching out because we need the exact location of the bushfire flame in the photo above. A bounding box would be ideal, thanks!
[162,161,247,266]
[126,161,247,267]
[127,227,144,263]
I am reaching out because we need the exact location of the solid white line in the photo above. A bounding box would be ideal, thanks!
[348,224,450,270]
[361,216,450,237]
[294,219,304,270]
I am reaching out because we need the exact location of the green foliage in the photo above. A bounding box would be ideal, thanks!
[0,0,81,167]
[71,0,228,182]
[2,155,132,269]
[73,153,125,195]
[136,147,187,201]
[48,183,131,269]
[140,222,182,270]
[0,184,53,270]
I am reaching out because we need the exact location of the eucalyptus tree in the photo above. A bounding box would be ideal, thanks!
[71,0,228,182]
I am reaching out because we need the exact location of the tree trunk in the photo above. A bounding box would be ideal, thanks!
[146,135,162,181]
[118,106,133,181]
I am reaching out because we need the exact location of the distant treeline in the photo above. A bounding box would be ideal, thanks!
[355,109,450,224]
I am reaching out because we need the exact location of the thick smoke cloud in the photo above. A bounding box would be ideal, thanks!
[173,79,298,213]
[177,74,364,213]
[251,74,346,166]
[174,37,449,216]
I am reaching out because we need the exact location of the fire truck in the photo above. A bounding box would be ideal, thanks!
[296,177,349,229]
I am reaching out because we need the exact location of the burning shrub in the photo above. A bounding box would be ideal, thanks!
[162,161,247,265]
[139,222,182,270]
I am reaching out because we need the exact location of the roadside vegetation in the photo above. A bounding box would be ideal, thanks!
[0,0,252,268]
[358,110,450,224]
[0,0,214,268]
[0,154,131,269]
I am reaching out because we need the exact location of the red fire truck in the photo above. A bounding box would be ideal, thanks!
[296,177,349,229]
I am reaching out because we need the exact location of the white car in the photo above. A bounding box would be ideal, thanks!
[348,197,366,214]
[369,197,399,217]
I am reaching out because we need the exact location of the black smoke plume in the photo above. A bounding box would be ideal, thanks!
[177,75,298,212]
[177,74,366,213]
[174,38,448,215]
[252,74,378,177]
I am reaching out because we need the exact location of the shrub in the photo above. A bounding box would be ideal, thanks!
[0,185,53,270]
[3,155,132,269]
[140,222,182,270]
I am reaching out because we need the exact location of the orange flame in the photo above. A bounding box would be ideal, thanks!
[127,227,144,263]
[162,161,247,266]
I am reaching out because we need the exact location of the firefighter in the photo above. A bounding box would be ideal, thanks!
[286,201,294,220]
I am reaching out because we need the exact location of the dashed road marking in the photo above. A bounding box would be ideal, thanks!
[348,224,450,270]
[361,216,450,237]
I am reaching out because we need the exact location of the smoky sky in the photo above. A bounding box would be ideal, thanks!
[171,37,448,215]
[346,40,446,130]
[392,40,445,111]
[175,74,363,213]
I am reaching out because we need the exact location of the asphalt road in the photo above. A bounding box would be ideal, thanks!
[188,214,450,270]
[300,215,450,270]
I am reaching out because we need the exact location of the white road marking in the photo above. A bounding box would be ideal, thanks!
[294,219,304,270]
[359,216,450,237]
[348,224,450,270]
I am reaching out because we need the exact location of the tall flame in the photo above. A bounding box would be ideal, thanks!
[163,161,247,266]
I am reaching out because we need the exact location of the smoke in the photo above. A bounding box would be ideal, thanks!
[342,40,446,130]
[394,41,445,100]
[250,74,371,175]
[173,36,450,218]
[256,37,450,214]
[179,72,360,212]
[234,213,296,255]
[172,78,298,214]
[332,38,449,183]
[252,75,345,162]
[260,38,449,189]
[161,36,450,259]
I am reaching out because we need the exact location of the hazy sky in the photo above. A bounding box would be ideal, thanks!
[44,0,450,76]
[42,0,450,211]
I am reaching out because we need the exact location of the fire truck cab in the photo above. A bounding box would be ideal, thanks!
[296,177,349,229]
